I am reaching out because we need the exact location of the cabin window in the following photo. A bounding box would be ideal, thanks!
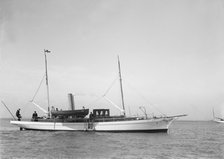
[93,109,110,117]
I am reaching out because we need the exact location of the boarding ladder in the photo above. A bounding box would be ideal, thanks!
[85,120,94,131]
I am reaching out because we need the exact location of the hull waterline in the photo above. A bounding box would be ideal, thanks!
[10,117,174,133]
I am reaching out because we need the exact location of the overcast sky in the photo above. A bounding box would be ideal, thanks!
[1,0,224,120]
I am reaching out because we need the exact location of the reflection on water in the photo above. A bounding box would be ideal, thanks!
[1,119,224,158]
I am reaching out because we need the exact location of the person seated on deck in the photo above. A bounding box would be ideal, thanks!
[16,108,22,121]
[32,111,38,121]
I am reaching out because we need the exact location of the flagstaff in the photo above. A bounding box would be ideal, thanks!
[44,49,51,118]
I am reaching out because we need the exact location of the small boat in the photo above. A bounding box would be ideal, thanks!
[212,108,224,123]
[10,50,187,132]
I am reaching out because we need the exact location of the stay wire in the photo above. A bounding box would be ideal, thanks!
[31,74,46,102]
[86,77,119,107]
[124,79,167,117]
[102,77,119,97]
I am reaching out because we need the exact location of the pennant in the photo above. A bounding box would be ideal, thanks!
[44,49,51,53]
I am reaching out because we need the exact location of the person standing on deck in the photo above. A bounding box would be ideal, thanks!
[16,109,22,121]
[32,111,38,121]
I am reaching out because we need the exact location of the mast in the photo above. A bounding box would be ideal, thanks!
[212,108,215,120]
[117,56,126,116]
[44,49,51,118]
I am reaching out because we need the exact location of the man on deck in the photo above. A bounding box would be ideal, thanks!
[16,109,22,121]
[32,111,38,121]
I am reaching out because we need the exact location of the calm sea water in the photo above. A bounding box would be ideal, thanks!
[0,119,223,159]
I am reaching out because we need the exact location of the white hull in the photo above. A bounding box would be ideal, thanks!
[94,118,173,132]
[10,117,174,132]
[10,121,87,131]
[212,108,224,123]
[213,119,224,123]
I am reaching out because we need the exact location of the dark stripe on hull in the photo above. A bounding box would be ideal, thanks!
[95,129,168,133]
[22,128,168,133]
[23,128,88,132]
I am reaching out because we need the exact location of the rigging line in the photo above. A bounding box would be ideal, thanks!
[103,96,125,113]
[102,77,119,96]
[84,77,119,107]
[31,101,48,114]
[86,77,119,107]
[124,79,166,116]
[30,74,46,102]
[1,100,16,120]
[85,95,102,107]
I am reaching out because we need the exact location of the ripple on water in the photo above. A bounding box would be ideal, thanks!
[1,120,224,159]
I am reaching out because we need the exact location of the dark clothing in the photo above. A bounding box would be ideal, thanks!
[89,112,94,122]
[16,109,21,121]
[32,112,38,121]
[89,113,93,119]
